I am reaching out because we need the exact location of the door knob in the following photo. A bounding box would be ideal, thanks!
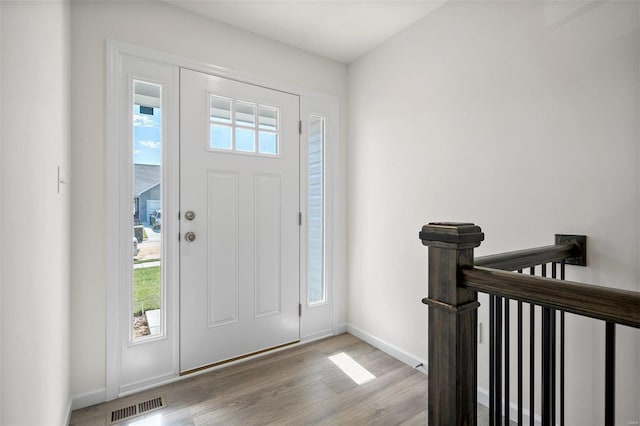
[184,231,196,242]
[185,211,196,221]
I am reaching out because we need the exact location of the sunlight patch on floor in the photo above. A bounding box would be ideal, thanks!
[129,413,163,426]
[328,352,376,385]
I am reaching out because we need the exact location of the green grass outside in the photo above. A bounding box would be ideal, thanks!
[133,266,161,316]
[134,257,161,265]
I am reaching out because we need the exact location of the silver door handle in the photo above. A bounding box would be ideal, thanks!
[184,231,196,242]
[185,211,196,221]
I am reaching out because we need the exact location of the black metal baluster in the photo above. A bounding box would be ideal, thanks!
[551,309,557,425]
[518,300,523,425]
[529,267,535,426]
[541,283,556,426]
[560,261,565,426]
[530,304,536,426]
[504,298,510,426]
[495,297,503,424]
[517,269,526,425]
[605,322,615,426]
[542,306,552,425]
[551,264,557,424]
[540,263,550,425]
[560,309,565,426]
[490,295,495,425]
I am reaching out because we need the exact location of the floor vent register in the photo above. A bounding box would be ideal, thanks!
[109,396,164,424]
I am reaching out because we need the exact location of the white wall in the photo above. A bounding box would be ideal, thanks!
[0,3,3,419]
[348,1,639,424]
[70,0,348,402]
[0,1,71,424]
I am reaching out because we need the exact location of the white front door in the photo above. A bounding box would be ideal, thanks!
[179,69,300,373]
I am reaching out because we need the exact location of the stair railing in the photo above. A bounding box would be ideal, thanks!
[420,222,640,426]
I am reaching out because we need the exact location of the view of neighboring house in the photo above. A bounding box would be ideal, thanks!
[134,164,160,226]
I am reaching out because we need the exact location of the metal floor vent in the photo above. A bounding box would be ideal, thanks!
[110,396,164,424]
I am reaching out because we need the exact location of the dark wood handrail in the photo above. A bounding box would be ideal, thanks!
[462,266,640,329]
[475,243,579,271]
[420,222,636,425]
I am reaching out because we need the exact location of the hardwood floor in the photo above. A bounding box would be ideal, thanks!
[70,333,506,425]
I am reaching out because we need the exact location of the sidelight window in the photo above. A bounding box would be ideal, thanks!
[308,115,325,305]
[132,80,164,341]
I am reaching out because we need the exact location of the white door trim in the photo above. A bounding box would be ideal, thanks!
[105,48,180,400]
[299,98,340,341]
[105,40,341,400]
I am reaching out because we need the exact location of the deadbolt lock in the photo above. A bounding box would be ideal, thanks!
[184,231,196,242]
[185,211,196,221]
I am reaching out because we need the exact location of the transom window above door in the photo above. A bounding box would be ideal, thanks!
[209,95,280,156]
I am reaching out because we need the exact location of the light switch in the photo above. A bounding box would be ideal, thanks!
[57,166,67,194]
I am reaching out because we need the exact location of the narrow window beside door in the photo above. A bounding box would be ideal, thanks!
[308,115,325,305]
[132,80,164,341]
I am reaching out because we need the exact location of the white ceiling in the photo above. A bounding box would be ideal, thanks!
[163,1,446,63]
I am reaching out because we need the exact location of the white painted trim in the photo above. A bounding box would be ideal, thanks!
[105,40,123,401]
[106,43,181,399]
[300,96,340,340]
[301,329,334,343]
[65,398,72,426]
[71,388,107,411]
[119,372,179,396]
[337,322,349,334]
[327,100,342,337]
[346,324,427,368]
[107,40,337,104]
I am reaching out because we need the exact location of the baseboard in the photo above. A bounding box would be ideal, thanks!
[74,334,342,412]
[301,329,334,343]
[336,322,348,334]
[119,372,182,397]
[71,329,541,424]
[477,386,489,408]
[71,387,106,411]
[345,324,541,425]
[345,323,427,369]
[477,386,541,426]
[65,397,73,425]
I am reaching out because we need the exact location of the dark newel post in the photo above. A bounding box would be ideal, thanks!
[420,222,484,426]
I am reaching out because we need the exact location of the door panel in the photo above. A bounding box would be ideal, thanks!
[254,173,282,317]
[206,170,239,327]
[180,69,300,372]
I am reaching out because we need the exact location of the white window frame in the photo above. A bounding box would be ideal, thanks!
[106,48,179,400]
[300,97,339,341]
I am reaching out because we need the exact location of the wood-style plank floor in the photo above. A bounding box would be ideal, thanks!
[70,333,501,425]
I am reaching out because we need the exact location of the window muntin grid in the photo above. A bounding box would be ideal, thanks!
[209,95,280,156]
